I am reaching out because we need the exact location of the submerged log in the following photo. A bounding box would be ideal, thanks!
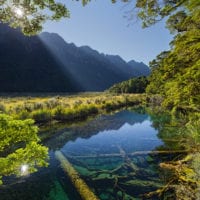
[66,150,188,159]
[55,151,100,200]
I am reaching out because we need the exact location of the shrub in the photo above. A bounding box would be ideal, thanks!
[53,105,98,121]
[24,102,35,112]
[33,102,45,110]
[54,107,74,121]
[0,103,6,113]
[31,109,52,123]
[45,98,60,109]
[18,110,30,120]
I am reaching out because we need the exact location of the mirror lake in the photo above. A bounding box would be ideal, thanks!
[0,108,198,200]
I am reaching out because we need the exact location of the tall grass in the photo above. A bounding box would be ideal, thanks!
[0,93,146,124]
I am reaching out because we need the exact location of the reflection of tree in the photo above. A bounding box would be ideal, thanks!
[0,114,49,185]
[147,108,200,151]
[44,110,148,150]
[146,108,200,199]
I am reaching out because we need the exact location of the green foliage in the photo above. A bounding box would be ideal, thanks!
[0,0,70,35]
[0,0,128,35]
[108,76,149,94]
[0,114,38,151]
[54,104,98,121]
[0,114,48,185]
[135,0,189,28]
[31,109,53,123]
[146,1,200,111]
[0,94,145,125]
[0,103,6,112]
[0,0,196,36]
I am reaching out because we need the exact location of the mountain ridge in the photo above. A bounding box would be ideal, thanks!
[0,24,150,92]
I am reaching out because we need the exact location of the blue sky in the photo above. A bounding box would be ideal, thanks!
[43,0,173,65]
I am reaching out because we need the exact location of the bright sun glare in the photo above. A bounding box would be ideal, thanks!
[20,164,29,175]
[14,8,24,17]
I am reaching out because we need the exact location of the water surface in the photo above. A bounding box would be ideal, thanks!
[0,109,178,200]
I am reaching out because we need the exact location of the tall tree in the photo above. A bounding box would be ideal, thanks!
[146,0,200,111]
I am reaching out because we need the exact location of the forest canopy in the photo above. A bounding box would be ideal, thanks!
[0,0,127,35]
[146,0,200,111]
[0,0,190,35]
[108,77,149,94]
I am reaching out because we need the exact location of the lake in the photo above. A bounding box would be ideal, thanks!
[0,108,194,200]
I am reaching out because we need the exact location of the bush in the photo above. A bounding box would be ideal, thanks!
[0,103,6,113]
[54,107,75,121]
[45,98,60,109]
[31,109,52,123]
[18,110,30,120]
[53,105,98,121]
[33,102,45,110]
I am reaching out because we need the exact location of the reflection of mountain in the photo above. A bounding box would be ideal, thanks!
[44,110,148,149]
[71,110,148,135]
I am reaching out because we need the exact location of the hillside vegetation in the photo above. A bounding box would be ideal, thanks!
[108,77,149,94]
[145,1,200,112]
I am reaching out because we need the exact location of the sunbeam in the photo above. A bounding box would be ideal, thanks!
[38,33,86,91]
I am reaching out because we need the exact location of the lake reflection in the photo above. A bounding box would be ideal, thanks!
[62,115,163,156]
[1,109,197,200]
[58,110,164,200]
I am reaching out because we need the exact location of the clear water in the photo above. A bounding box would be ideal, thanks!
[0,109,176,200]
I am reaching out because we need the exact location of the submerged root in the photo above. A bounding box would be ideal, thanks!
[143,153,200,199]
[141,178,176,199]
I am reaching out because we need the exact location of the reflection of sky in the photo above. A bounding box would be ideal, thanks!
[62,119,163,156]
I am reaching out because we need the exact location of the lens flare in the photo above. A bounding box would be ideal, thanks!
[14,8,24,17]
[20,164,29,175]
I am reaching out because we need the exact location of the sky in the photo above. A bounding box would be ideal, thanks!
[43,0,173,65]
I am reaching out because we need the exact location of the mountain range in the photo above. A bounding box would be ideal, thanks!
[0,23,150,92]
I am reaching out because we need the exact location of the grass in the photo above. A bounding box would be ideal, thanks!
[0,92,146,124]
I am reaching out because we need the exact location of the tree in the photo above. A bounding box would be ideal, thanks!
[135,0,189,27]
[0,0,128,35]
[146,1,200,111]
[0,0,197,35]
[0,0,70,35]
[108,76,149,94]
[0,114,48,185]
